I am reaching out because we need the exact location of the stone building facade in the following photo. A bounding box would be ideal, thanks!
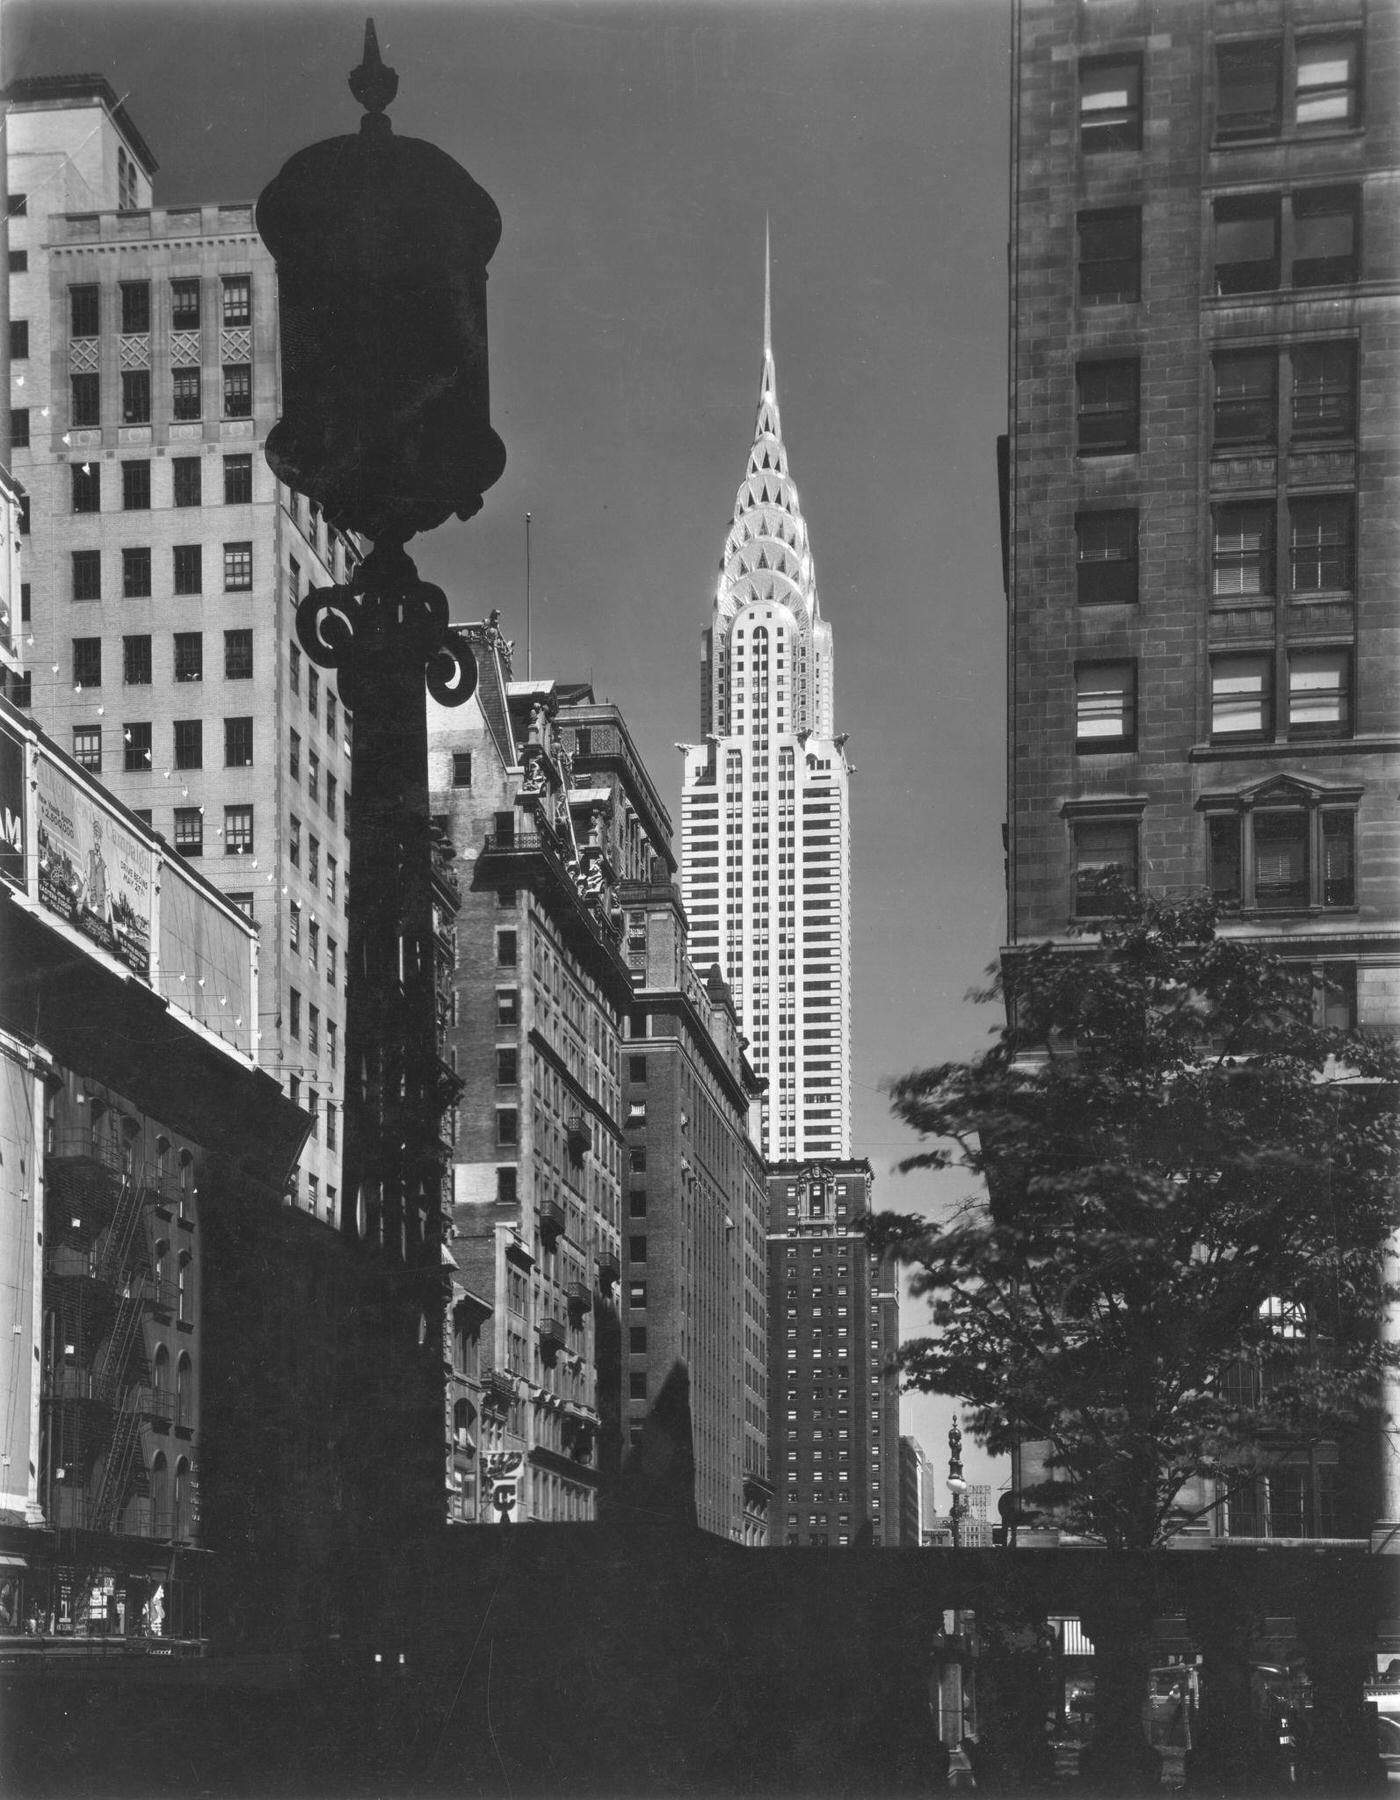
[1004,0,1399,1543]
[5,76,352,1228]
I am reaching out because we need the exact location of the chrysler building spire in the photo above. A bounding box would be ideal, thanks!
[678,238,852,1161]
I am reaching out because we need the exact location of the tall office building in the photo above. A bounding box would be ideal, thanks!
[767,1161,901,1547]
[1004,0,1398,1543]
[6,77,350,1226]
[679,247,851,1162]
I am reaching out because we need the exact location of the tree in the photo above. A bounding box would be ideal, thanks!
[870,890,1399,1787]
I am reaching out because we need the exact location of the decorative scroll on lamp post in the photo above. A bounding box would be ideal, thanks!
[256,20,504,1490]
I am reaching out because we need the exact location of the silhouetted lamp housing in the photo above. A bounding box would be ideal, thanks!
[255,23,506,543]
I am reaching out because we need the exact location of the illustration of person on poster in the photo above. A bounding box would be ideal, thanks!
[81,813,115,934]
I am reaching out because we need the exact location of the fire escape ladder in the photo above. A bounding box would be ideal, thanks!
[92,1291,146,1409]
[97,1160,149,1290]
[88,1403,143,1536]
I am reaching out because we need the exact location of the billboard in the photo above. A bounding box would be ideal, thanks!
[0,718,22,892]
[35,753,153,978]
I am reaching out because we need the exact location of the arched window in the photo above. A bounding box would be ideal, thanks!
[175,1353,192,1429]
[177,1251,191,1324]
[152,1343,170,1410]
[173,1457,190,1542]
[150,1450,169,1537]
[153,1239,170,1308]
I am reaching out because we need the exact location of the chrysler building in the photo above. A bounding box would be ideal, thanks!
[679,242,851,1161]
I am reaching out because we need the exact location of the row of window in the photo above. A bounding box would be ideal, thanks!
[65,276,252,337]
[68,542,252,600]
[1076,189,1360,306]
[62,365,253,427]
[1073,646,1353,751]
[71,716,254,774]
[70,457,251,513]
[1072,803,1355,920]
[1076,495,1354,607]
[287,741,338,818]
[1079,34,1360,154]
[287,820,339,901]
[1076,350,1362,477]
[69,630,252,688]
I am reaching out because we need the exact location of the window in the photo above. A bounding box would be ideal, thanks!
[630,1146,647,1174]
[174,632,203,683]
[8,321,27,360]
[1287,647,1350,739]
[1072,818,1138,918]
[72,551,102,601]
[173,719,203,770]
[224,805,254,855]
[496,1048,518,1085]
[122,546,152,599]
[171,278,200,329]
[1290,496,1352,593]
[221,275,251,326]
[1211,653,1271,740]
[70,374,99,427]
[1292,342,1355,441]
[1216,39,1282,140]
[1316,963,1357,1031]
[496,990,519,1026]
[327,857,338,904]
[1293,187,1359,287]
[496,1108,519,1147]
[72,464,101,513]
[1077,208,1140,304]
[289,729,301,781]
[171,367,201,420]
[1296,35,1360,131]
[122,462,150,510]
[174,807,203,857]
[223,542,252,591]
[289,815,301,868]
[223,454,252,504]
[308,751,319,803]
[9,408,28,450]
[1212,503,1274,598]
[309,1006,319,1053]
[72,726,101,771]
[1212,351,1276,447]
[224,629,253,679]
[308,836,319,886]
[1213,196,1280,294]
[326,774,337,821]
[497,930,517,967]
[1080,56,1141,152]
[6,194,25,218]
[222,365,252,418]
[1076,360,1138,454]
[124,721,152,771]
[173,458,202,507]
[123,635,152,685]
[121,370,151,424]
[72,638,102,688]
[1209,804,1355,913]
[289,988,301,1039]
[308,670,319,718]
[7,250,24,275]
[225,717,253,767]
[452,751,473,788]
[173,545,202,595]
[120,281,150,334]
[629,1326,647,1354]
[1076,511,1138,606]
[70,285,98,337]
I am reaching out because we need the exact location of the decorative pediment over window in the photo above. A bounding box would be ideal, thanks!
[1198,772,1363,812]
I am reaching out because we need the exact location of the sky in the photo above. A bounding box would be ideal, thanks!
[8,0,1012,1506]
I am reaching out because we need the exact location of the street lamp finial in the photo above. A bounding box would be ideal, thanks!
[350,18,399,116]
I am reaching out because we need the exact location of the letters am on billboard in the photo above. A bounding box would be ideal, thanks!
[36,753,153,979]
[0,718,22,893]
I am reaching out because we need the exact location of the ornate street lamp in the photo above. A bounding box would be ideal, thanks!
[257,22,504,1528]
[947,1414,968,1550]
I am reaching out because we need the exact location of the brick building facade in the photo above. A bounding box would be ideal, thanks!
[768,1162,901,1546]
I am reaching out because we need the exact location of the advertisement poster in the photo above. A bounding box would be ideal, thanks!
[0,719,22,893]
[36,753,152,979]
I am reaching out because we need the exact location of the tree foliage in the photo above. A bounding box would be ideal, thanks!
[870,889,1400,1549]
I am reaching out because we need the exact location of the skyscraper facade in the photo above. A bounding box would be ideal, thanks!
[6,78,350,1227]
[767,1161,901,1547]
[679,251,851,1163]
[1004,0,1399,1543]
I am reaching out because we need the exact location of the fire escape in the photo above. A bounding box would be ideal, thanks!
[43,1126,162,1556]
